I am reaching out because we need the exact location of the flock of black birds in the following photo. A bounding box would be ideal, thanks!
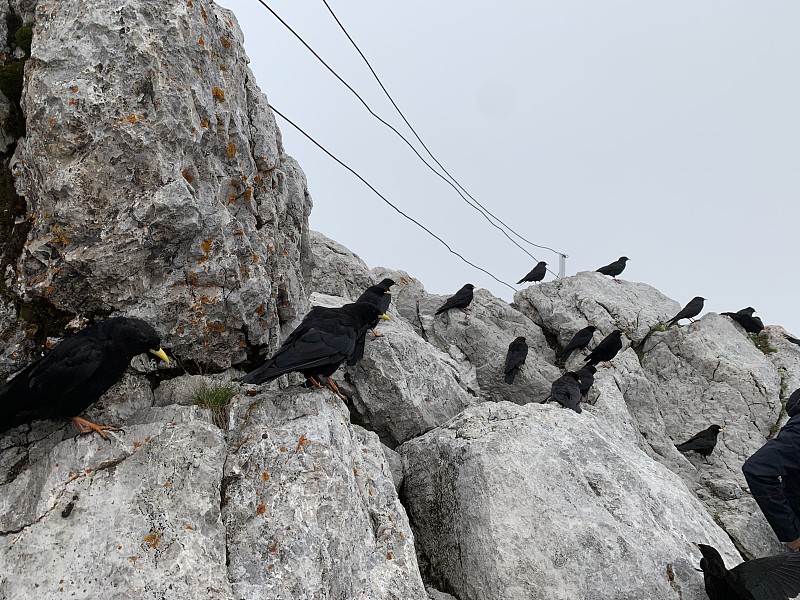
[0,255,798,599]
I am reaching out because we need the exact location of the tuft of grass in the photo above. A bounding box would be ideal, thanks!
[190,379,237,429]
[749,333,776,355]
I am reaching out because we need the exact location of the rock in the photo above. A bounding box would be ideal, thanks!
[310,230,374,299]
[0,406,232,599]
[400,401,740,600]
[223,388,427,600]
[9,0,313,369]
[381,443,404,491]
[514,271,681,345]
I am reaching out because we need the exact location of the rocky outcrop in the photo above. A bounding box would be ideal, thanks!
[401,401,739,600]
[7,0,313,369]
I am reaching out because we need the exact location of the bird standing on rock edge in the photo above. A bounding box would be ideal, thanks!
[435,284,475,315]
[517,261,547,285]
[550,372,583,413]
[696,543,800,600]
[503,337,528,384]
[596,256,629,281]
[560,325,597,363]
[666,296,706,328]
[675,424,723,463]
[721,307,764,334]
[0,317,169,438]
[349,278,395,366]
[239,302,389,399]
[584,330,624,367]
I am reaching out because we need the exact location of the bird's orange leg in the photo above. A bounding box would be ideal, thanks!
[370,329,384,338]
[72,416,120,440]
[306,376,323,389]
[325,377,348,401]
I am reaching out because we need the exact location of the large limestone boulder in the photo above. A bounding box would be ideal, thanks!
[400,402,740,600]
[224,388,427,600]
[8,0,313,368]
[0,406,233,599]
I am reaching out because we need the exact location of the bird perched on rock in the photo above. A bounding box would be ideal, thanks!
[560,325,597,363]
[435,284,474,315]
[785,334,800,347]
[517,261,547,285]
[696,543,800,600]
[596,256,629,281]
[675,424,723,463]
[239,302,389,398]
[584,330,623,367]
[575,365,597,399]
[665,296,706,328]
[503,337,528,384]
[721,307,764,334]
[550,372,582,413]
[348,278,395,365]
[0,317,169,438]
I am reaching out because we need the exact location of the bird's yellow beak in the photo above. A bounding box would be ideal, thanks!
[149,348,170,364]
[378,314,391,321]
[384,291,392,295]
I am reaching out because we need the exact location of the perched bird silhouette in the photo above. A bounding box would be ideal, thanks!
[560,325,597,363]
[676,424,723,463]
[584,330,624,367]
[435,284,475,315]
[666,296,706,328]
[721,307,764,334]
[697,543,800,600]
[348,278,395,365]
[785,334,800,347]
[596,256,629,280]
[503,337,528,384]
[0,317,169,438]
[550,372,582,413]
[240,302,389,397]
[575,364,597,399]
[517,261,547,285]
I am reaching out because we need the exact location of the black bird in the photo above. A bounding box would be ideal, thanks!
[785,334,800,347]
[575,364,597,399]
[517,261,547,285]
[697,543,800,600]
[666,296,706,328]
[584,330,624,367]
[503,337,528,384]
[550,372,582,413]
[560,325,597,363]
[721,307,765,334]
[0,317,169,438]
[348,278,395,366]
[596,256,629,280]
[435,284,475,315]
[675,424,723,463]
[240,302,389,397]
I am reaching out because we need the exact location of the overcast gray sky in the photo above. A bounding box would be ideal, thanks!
[221,0,800,335]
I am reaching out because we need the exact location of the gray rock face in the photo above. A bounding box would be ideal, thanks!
[9,0,313,368]
[401,402,739,600]
[224,388,426,600]
[310,230,374,300]
[0,406,233,599]
[515,271,681,345]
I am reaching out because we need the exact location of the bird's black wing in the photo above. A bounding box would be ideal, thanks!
[504,342,528,383]
[676,435,714,453]
[561,327,593,362]
[734,551,800,600]
[241,324,356,384]
[23,334,107,398]
[435,288,472,314]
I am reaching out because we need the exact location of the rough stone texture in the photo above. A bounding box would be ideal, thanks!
[224,388,427,600]
[0,406,232,599]
[310,229,373,300]
[8,0,313,369]
[514,271,681,345]
[400,401,741,600]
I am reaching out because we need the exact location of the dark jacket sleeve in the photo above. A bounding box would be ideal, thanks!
[742,422,800,542]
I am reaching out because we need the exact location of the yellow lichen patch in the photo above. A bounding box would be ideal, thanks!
[256,503,266,516]
[69,86,78,93]
[185,524,195,530]
[228,192,236,204]
[129,556,138,564]
[226,141,236,158]
[207,322,225,333]
[220,37,231,48]
[219,63,228,73]
[163,482,172,487]
[244,187,253,200]
[261,471,270,482]
[198,38,205,47]
[186,0,193,6]
[132,441,142,448]
[126,114,138,124]
[296,434,310,452]
[181,169,194,184]
[200,118,210,128]
[386,552,394,560]
[199,238,213,262]
[212,87,225,102]
[143,531,162,549]
[201,6,208,22]
[255,303,266,315]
